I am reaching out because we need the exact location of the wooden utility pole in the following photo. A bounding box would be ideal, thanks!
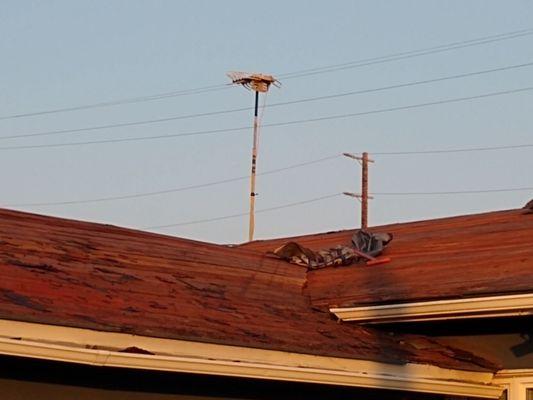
[227,72,280,242]
[361,152,370,229]
[343,152,374,229]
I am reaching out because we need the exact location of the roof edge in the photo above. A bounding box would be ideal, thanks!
[239,207,522,248]
[330,293,533,324]
[0,207,221,248]
[0,319,501,398]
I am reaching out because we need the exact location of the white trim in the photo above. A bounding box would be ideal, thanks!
[493,369,533,400]
[330,293,533,324]
[495,370,533,379]
[0,319,501,399]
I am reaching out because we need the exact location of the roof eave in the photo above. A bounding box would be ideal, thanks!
[0,319,502,399]
[330,293,533,324]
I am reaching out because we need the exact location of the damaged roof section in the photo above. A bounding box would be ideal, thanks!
[270,230,392,269]
[0,207,497,372]
[243,208,533,313]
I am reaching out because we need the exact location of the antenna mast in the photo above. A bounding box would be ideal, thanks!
[227,72,280,242]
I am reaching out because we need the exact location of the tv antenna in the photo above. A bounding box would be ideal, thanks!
[227,71,280,242]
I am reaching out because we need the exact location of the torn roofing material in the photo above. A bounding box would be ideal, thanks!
[0,207,495,372]
[242,208,533,311]
[271,230,392,269]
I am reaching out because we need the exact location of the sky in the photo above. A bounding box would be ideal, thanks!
[1,0,532,244]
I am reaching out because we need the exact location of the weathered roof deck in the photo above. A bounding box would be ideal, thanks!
[1,206,531,398]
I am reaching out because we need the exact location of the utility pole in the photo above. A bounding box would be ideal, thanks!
[227,72,280,242]
[361,152,370,229]
[343,152,374,229]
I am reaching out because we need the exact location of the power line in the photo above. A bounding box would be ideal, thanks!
[4,60,532,142]
[5,141,533,207]
[270,61,533,109]
[1,26,532,121]
[147,185,533,229]
[279,27,533,79]
[3,155,341,207]
[0,104,251,141]
[262,86,533,129]
[373,143,533,155]
[6,141,533,206]
[0,84,232,121]
[373,187,533,196]
[146,193,342,229]
[1,85,532,151]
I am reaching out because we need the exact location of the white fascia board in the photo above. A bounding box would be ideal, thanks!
[0,319,501,399]
[330,293,533,324]
[494,369,533,379]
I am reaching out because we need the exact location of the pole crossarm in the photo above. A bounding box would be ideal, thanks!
[343,192,375,200]
[342,152,375,163]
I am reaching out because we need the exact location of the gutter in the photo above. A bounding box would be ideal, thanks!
[0,319,502,399]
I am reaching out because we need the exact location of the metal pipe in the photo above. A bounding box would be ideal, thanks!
[248,90,260,241]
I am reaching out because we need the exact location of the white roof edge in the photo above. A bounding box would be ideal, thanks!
[0,319,502,399]
[494,369,533,378]
[330,293,533,324]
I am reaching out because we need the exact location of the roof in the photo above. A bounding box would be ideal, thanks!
[0,207,495,372]
[242,208,533,311]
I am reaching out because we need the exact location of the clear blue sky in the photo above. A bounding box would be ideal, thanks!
[1,0,532,243]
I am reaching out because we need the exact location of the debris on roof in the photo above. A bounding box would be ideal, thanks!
[301,209,533,310]
[271,230,392,269]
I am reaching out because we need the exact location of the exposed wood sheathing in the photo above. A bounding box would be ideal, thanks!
[0,208,497,372]
[242,209,533,311]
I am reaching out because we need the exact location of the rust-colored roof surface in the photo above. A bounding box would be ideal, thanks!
[0,208,495,371]
[242,209,533,310]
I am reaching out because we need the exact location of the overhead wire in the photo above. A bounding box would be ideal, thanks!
[0,85,532,151]
[4,141,533,207]
[278,27,533,79]
[373,187,533,196]
[146,185,533,229]
[2,27,531,233]
[0,84,232,121]
[268,61,533,110]
[146,193,342,229]
[1,26,532,121]
[373,143,533,155]
[3,155,341,207]
[3,60,533,142]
